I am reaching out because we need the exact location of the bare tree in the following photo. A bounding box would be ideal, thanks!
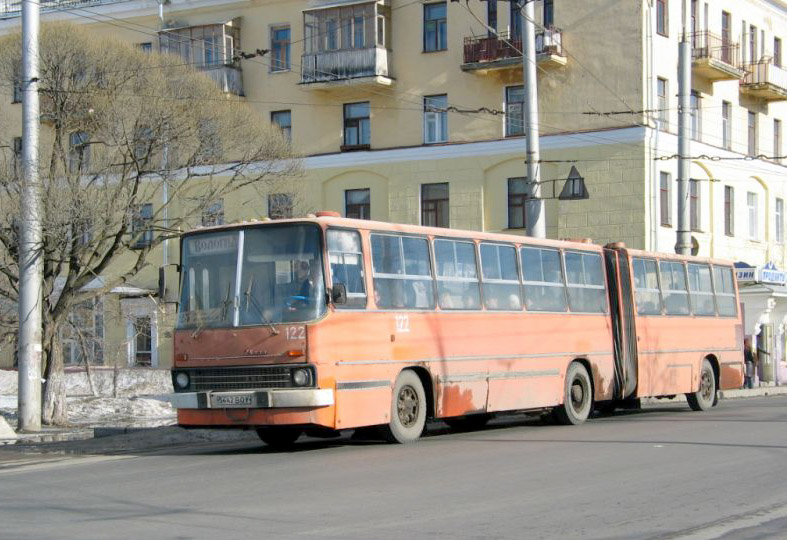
[0,23,302,425]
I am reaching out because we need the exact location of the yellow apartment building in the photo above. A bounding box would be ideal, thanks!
[0,0,785,375]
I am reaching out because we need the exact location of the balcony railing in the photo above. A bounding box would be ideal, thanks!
[300,46,391,85]
[0,0,124,17]
[690,31,744,80]
[462,28,565,70]
[741,61,787,101]
[201,64,243,96]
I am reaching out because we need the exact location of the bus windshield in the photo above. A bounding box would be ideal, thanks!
[177,225,326,329]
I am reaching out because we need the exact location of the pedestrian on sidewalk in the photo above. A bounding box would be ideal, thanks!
[744,337,758,389]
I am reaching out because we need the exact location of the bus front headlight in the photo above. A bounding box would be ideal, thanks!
[174,372,190,390]
[292,368,311,387]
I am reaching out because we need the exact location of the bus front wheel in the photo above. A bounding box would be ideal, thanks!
[256,427,302,449]
[686,359,716,411]
[554,363,593,425]
[383,371,427,444]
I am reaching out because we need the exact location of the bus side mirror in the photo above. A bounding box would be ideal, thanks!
[331,283,347,305]
[159,264,180,305]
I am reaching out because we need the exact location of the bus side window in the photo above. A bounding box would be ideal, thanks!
[713,266,738,316]
[435,239,481,310]
[371,234,435,309]
[659,261,690,315]
[327,229,367,308]
[564,251,607,313]
[480,243,522,310]
[520,247,567,312]
[632,258,663,315]
[688,263,716,316]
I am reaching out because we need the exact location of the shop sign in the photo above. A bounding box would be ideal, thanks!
[735,262,756,282]
[759,262,787,285]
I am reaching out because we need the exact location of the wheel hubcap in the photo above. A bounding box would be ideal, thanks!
[700,369,713,401]
[571,379,586,411]
[397,385,419,427]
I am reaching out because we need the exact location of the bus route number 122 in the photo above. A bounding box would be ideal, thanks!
[395,315,410,333]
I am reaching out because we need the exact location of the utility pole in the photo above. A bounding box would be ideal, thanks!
[522,0,545,238]
[17,0,42,432]
[675,0,692,255]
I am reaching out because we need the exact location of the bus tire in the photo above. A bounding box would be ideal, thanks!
[256,427,302,449]
[554,362,593,425]
[445,413,491,432]
[686,359,716,411]
[382,370,427,444]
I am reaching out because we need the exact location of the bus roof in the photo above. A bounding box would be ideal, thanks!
[182,215,734,266]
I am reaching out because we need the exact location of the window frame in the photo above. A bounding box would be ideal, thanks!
[724,185,734,237]
[423,2,448,52]
[656,0,668,37]
[479,242,522,311]
[507,177,527,230]
[747,191,759,240]
[505,85,525,137]
[748,110,757,156]
[345,188,371,220]
[632,257,663,316]
[687,262,716,316]
[660,171,672,227]
[327,228,367,309]
[370,233,436,310]
[562,250,608,314]
[659,260,691,316]
[131,202,154,249]
[690,178,701,232]
[776,198,784,244]
[657,78,668,128]
[343,101,371,150]
[271,110,292,142]
[519,245,568,313]
[424,94,448,144]
[270,25,291,72]
[433,238,482,310]
[421,182,449,228]
[722,101,732,150]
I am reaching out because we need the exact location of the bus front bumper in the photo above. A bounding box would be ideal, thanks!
[170,388,334,410]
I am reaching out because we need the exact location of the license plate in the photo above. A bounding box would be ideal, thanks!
[211,392,255,408]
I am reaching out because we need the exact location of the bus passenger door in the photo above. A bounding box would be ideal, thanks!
[603,247,639,400]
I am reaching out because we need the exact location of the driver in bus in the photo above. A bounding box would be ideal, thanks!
[288,260,316,312]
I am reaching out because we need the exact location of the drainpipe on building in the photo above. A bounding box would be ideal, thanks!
[676,0,692,255]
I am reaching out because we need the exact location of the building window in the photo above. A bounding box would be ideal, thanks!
[748,24,757,64]
[61,299,104,366]
[138,42,152,53]
[271,110,292,141]
[271,26,291,71]
[424,94,448,144]
[421,182,449,228]
[343,102,370,149]
[543,0,554,27]
[345,188,371,219]
[506,85,525,137]
[159,23,239,68]
[201,200,224,227]
[508,177,527,229]
[487,0,497,36]
[775,119,782,164]
[690,179,700,231]
[747,192,758,240]
[777,198,785,244]
[133,316,152,367]
[510,1,522,40]
[660,172,672,226]
[690,91,701,141]
[656,0,668,36]
[423,2,447,52]
[748,111,757,156]
[68,131,90,173]
[268,193,293,219]
[131,203,153,249]
[657,78,668,129]
[775,37,783,68]
[724,186,734,236]
[721,11,732,62]
[722,101,732,150]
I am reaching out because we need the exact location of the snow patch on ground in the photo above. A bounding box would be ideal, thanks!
[0,368,173,397]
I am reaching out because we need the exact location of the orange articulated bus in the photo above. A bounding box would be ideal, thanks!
[169,213,744,446]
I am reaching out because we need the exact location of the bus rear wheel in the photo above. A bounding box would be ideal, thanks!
[256,427,302,449]
[382,371,427,444]
[554,363,593,425]
[686,359,716,411]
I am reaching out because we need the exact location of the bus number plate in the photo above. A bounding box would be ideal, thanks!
[212,393,254,408]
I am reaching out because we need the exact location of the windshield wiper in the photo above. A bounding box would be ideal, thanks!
[243,291,280,335]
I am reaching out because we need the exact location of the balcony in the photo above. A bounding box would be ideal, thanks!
[740,61,787,101]
[201,64,243,96]
[690,31,745,81]
[0,0,124,18]
[461,28,567,73]
[300,46,393,89]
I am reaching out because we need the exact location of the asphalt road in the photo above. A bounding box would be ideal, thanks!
[2,397,786,540]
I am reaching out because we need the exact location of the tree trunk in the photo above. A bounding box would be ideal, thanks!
[42,335,69,426]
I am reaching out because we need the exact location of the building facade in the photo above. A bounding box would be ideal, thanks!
[0,0,785,377]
